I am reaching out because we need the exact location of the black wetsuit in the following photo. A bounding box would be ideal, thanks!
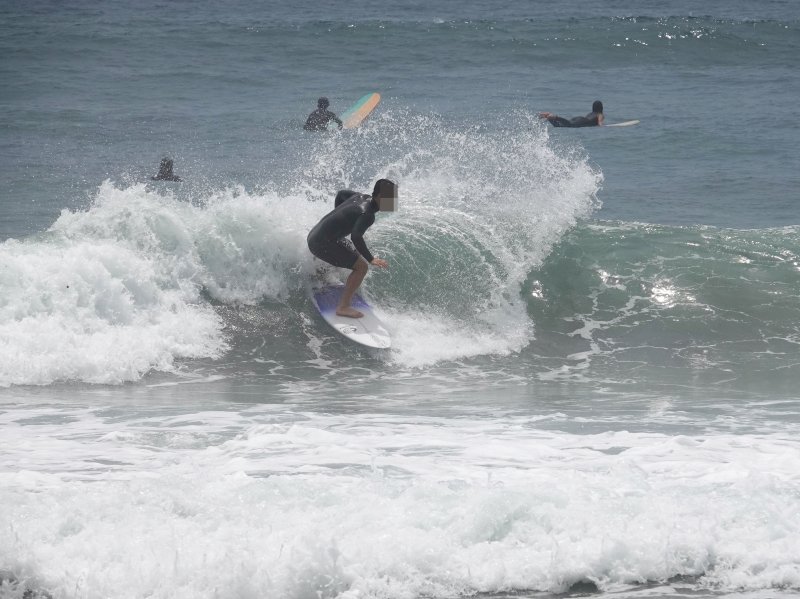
[152,159,181,181]
[307,190,377,268]
[304,108,343,131]
[549,111,601,128]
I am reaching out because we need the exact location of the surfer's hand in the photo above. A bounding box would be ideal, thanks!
[371,258,388,268]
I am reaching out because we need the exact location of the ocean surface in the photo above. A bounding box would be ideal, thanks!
[1,1,800,598]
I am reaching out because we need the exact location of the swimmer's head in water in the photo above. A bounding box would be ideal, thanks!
[152,157,181,181]
[592,100,603,113]
[318,97,329,109]
[373,178,398,212]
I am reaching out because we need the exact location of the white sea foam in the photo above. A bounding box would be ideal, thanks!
[382,310,526,368]
[319,111,602,368]
[0,233,223,386]
[1,406,798,598]
[0,182,324,387]
[0,113,601,385]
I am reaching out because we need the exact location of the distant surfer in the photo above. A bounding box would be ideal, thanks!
[151,157,182,181]
[307,179,397,318]
[539,101,605,127]
[304,97,343,131]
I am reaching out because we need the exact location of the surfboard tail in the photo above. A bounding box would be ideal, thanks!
[310,283,391,349]
[339,93,381,129]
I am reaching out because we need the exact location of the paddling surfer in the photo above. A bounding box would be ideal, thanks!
[539,100,605,127]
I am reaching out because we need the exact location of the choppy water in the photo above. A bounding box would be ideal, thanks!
[1,1,799,598]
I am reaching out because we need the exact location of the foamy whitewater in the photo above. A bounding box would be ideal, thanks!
[2,1,800,598]
[0,114,599,386]
[3,407,800,598]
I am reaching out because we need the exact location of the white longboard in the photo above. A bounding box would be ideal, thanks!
[605,120,640,127]
[310,284,391,349]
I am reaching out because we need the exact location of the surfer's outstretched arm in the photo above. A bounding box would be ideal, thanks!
[538,112,573,127]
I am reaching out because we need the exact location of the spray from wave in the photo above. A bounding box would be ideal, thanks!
[0,111,601,386]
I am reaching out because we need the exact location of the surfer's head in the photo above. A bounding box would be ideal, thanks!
[372,179,397,212]
[592,100,603,114]
[158,158,173,175]
[317,97,329,109]
[152,157,180,181]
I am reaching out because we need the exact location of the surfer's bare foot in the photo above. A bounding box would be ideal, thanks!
[336,306,364,318]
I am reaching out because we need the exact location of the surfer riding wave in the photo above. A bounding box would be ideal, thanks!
[307,179,397,318]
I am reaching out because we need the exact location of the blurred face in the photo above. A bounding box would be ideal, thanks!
[376,194,397,212]
[373,179,398,211]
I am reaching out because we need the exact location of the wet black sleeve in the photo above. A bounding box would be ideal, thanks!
[350,212,376,263]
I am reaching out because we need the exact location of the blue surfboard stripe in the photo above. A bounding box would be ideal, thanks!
[339,94,372,121]
[313,286,369,314]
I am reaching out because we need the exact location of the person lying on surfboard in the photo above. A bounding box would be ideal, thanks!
[307,179,397,318]
[304,97,343,131]
[539,100,605,127]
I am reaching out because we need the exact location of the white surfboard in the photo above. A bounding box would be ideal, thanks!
[310,284,391,349]
[605,120,640,127]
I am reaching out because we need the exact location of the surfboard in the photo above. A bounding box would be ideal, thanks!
[310,284,391,349]
[329,93,381,130]
[605,120,640,127]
